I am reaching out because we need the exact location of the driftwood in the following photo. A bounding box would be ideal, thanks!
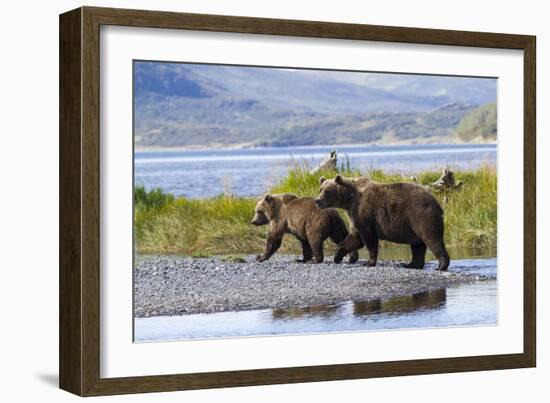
[410,168,464,200]
[410,168,463,203]
[309,150,338,174]
[430,168,464,192]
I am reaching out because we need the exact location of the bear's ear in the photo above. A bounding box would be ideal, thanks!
[264,194,273,202]
[281,193,298,204]
[319,176,326,185]
[335,175,345,185]
[335,175,353,187]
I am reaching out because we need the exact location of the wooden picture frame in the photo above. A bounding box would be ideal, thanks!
[59,6,536,396]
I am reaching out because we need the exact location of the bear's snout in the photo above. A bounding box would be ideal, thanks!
[251,213,269,226]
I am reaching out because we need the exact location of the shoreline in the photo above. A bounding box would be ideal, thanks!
[134,255,495,318]
[134,141,497,153]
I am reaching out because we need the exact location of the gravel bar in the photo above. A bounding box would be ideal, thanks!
[134,255,493,317]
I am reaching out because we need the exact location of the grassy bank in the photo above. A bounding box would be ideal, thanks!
[135,164,496,256]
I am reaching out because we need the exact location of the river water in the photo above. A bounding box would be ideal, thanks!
[134,143,496,198]
[134,257,497,342]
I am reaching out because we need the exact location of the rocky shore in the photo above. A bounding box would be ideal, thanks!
[134,255,493,318]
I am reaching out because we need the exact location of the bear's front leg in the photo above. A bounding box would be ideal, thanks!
[295,239,313,263]
[359,228,378,267]
[256,233,283,262]
[310,240,324,263]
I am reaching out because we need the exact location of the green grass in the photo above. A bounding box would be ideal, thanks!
[134,164,496,256]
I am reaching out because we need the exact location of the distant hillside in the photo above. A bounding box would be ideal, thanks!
[454,103,497,142]
[134,62,497,148]
[255,103,476,147]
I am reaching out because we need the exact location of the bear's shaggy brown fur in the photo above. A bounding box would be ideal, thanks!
[314,175,450,271]
[251,193,359,264]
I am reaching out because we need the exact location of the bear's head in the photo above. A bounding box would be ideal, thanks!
[315,175,356,209]
[251,194,283,226]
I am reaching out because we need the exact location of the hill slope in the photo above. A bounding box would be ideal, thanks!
[454,103,497,142]
[134,62,497,148]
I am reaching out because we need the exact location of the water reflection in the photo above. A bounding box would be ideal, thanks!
[353,289,446,316]
[272,304,339,319]
[270,289,447,321]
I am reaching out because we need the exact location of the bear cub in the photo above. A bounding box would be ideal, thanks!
[251,193,359,264]
[315,175,450,271]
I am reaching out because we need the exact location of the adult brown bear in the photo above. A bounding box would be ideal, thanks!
[251,193,359,264]
[314,175,450,271]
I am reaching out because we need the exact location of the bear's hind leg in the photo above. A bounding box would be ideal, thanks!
[413,213,450,271]
[424,239,450,271]
[334,229,364,263]
[404,243,426,269]
[329,226,360,264]
[347,251,359,264]
[296,239,313,263]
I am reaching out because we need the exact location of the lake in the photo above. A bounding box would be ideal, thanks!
[134,257,497,341]
[134,143,496,198]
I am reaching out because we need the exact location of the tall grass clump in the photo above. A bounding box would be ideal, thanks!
[432,164,497,249]
[135,186,174,210]
[135,192,267,255]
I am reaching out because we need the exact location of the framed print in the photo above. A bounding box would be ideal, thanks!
[59,6,536,396]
